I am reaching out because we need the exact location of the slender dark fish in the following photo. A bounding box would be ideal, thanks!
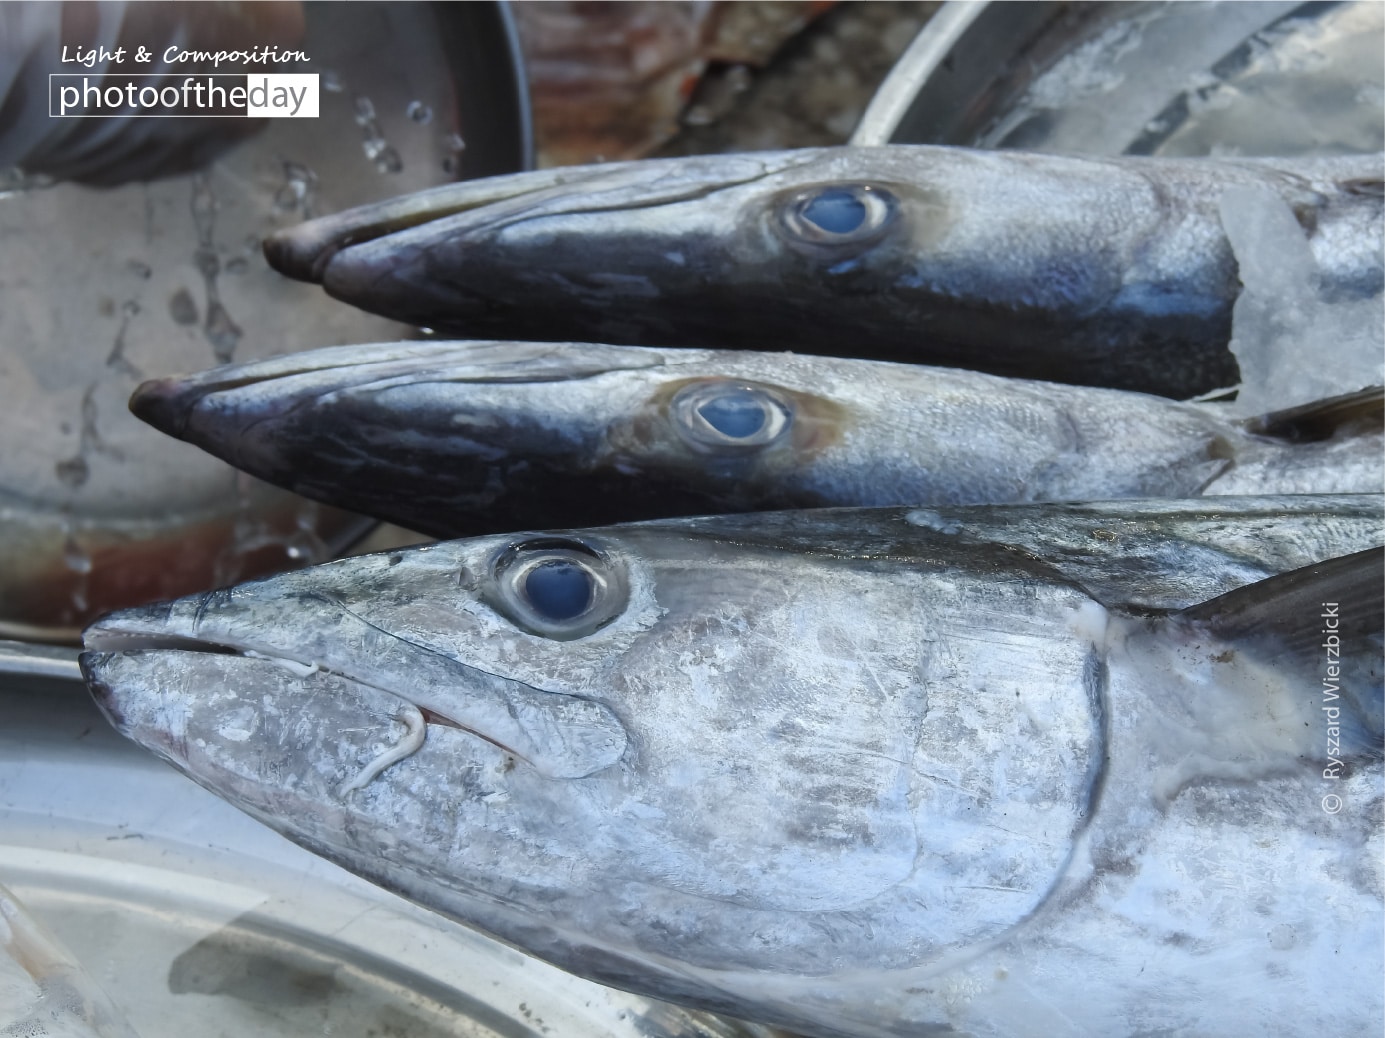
[129,341,1383,538]
[262,146,1384,398]
[82,498,1383,1037]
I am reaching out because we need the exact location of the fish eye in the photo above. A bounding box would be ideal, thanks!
[779,184,896,247]
[489,538,628,639]
[670,381,793,453]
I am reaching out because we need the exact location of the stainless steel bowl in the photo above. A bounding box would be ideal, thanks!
[853,0,1384,156]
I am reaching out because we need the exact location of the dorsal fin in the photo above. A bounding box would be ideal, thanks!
[1242,386,1384,443]
[1177,547,1383,755]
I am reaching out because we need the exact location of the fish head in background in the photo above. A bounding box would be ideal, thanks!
[268,147,1072,369]
[268,149,948,341]
[81,512,1104,1027]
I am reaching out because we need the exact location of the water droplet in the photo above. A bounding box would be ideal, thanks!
[274,184,301,210]
[441,133,466,175]
[322,69,345,93]
[62,537,93,574]
[354,96,376,125]
[226,257,248,274]
[374,145,403,175]
[406,101,432,124]
[121,299,140,317]
[126,259,152,279]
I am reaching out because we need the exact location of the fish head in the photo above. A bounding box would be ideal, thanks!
[82,514,1103,1009]
[297,148,962,345]
[129,342,863,537]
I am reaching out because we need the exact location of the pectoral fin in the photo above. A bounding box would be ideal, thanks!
[1242,386,1384,442]
[1176,546,1383,757]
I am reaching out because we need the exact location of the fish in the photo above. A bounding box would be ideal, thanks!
[261,146,1385,399]
[80,498,1384,1037]
[128,340,1383,539]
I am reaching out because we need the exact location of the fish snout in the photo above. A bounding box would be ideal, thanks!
[129,375,197,438]
[79,652,127,731]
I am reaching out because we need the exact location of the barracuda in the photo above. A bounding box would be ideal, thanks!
[81,498,1383,1037]
[261,147,1384,399]
[129,341,1382,538]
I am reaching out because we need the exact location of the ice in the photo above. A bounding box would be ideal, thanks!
[1219,185,1384,415]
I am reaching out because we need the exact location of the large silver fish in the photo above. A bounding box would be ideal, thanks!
[129,340,1383,538]
[81,497,1384,1037]
[262,147,1385,398]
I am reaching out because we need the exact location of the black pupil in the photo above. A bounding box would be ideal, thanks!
[800,189,866,235]
[697,390,767,438]
[525,560,593,621]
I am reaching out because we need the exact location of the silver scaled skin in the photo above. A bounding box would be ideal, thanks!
[81,498,1383,1038]
[262,146,1384,398]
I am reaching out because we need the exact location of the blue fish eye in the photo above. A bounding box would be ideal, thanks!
[524,560,593,621]
[670,381,793,453]
[491,539,628,639]
[800,189,867,235]
[696,390,767,439]
[780,184,896,247]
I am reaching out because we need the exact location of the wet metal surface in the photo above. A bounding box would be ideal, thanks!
[0,3,528,642]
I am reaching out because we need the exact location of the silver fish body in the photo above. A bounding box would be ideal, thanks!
[81,497,1384,1037]
[263,146,1385,398]
[130,340,1383,538]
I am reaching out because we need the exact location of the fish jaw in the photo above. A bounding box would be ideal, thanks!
[78,645,643,972]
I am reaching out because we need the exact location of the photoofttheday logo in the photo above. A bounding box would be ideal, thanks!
[49,41,317,119]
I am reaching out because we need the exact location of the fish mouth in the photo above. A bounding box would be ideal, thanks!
[80,592,628,783]
[263,151,798,287]
[128,340,670,443]
[259,165,623,283]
